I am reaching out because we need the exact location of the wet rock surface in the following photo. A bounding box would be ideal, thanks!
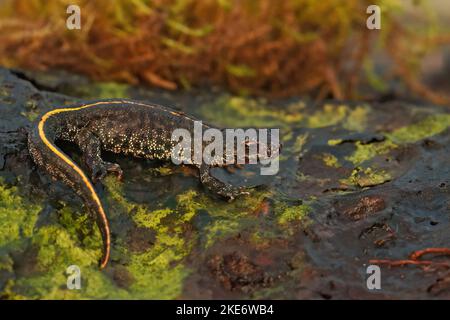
[1,67,450,299]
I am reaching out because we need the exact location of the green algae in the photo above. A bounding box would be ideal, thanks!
[345,139,397,166]
[343,105,370,132]
[306,104,348,128]
[387,114,450,144]
[17,224,125,299]
[70,82,131,100]
[321,153,340,168]
[345,114,450,166]
[134,208,173,229]
[328,139,343,146]
[276,202,312,226]
[103,177,199,299]
[0,181,40,297]
[199,95,303,128]
[340,167,391,188]
[0,181,41,251]
[305,104,370,131]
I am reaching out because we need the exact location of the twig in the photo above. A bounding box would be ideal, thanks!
[410,248,450,260]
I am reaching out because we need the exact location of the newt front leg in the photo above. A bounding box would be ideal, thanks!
[199,163,250,200]
[76,128,123,182]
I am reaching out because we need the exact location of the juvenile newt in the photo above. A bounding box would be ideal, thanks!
[28,99,252,269]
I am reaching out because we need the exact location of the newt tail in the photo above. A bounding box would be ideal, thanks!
[28,103,112,268]
[28,99,253,269]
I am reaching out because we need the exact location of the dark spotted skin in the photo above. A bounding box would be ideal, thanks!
[28,99,249,268]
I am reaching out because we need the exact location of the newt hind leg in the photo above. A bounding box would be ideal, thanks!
[76,128,123,182]
[199,163,249,200]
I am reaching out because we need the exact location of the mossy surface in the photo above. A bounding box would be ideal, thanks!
[340,167,392,188]
[4,66,450,298]
[199,95,304,128]
[0,181,41,249]
[321,153,340,168]
[387,114,450,144]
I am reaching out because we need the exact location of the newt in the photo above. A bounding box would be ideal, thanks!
[28,99,267,269]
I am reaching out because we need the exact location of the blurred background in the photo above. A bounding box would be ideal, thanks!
[0,0,449,104]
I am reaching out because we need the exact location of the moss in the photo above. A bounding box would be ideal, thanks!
[1,0,409,99]
[0,255,13,273]
[2,176,204,299]
[33,224,99,271]
[127,249,190,299]
[345,114,450,166]
[204,219,242,248]
[166,19,213,37]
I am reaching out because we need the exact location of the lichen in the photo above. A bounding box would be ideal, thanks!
[200,190,270,248]
[1,176,203,299]
[0,178,129,299]
[304,104,370,132]
[345,114,450,166]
